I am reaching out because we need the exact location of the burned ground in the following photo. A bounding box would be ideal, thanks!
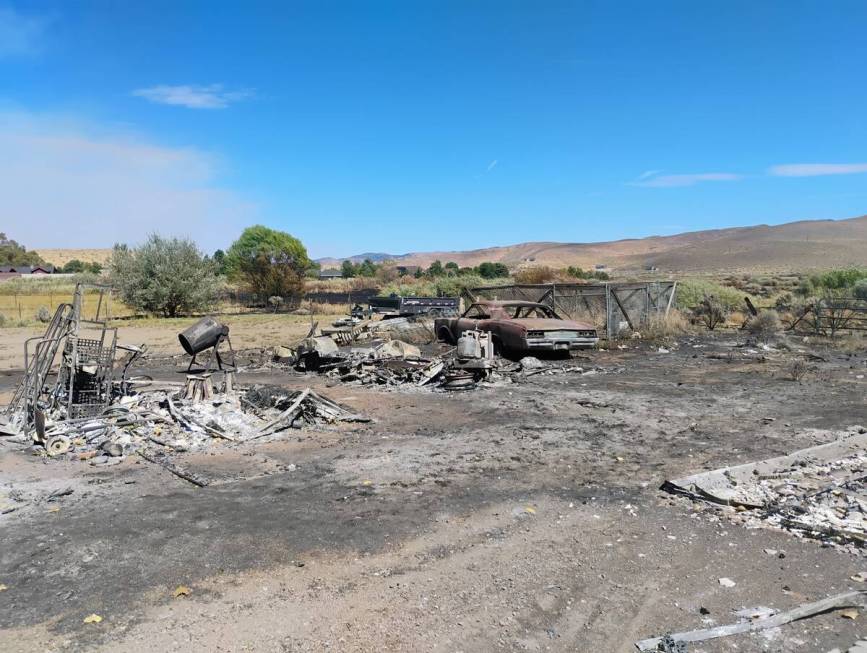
[1,333,867,652]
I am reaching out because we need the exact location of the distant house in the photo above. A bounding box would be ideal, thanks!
[318,268,343,280]
[594,264,607,271]
[0,264,54,276]
[396,265,421,277]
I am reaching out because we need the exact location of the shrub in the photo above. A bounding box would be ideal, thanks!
[774,292,794,312]
[748,309,782,342]
[36,306,51,323]
[677,279,745,311]
[855,279,867,301]
[790,359,808,382]
[513,266,556,284]
[694,294,728,330]
[476,262,510,279]
[810,268,867,291]
[643,310,690,340]
[268,296,284,313]
[0,314,6,327]
[109,234,219,317]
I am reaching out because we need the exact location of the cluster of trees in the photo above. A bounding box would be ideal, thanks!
[340,259,380,278]
[110,225,311,317]
[59,259,102,274]
[0,233,48,267]
[424,260,509,279]
[339,258,511,280]
[1,232,105,274]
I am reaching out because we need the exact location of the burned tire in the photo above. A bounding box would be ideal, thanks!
[438,327,456,345]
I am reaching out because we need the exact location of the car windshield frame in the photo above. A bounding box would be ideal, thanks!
[462,304,491,319]
[501,304,559,319]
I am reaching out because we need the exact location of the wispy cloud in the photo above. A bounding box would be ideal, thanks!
[0,111,256,250]
[0,6,49,57]
[486,159,498,172]
[132,84,252,109]
[768,163,867,177]
[629,171,742,188]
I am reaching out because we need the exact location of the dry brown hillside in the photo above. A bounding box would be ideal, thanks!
[35,214,867,274]
[33,248,113,268]
[354,214,867,273]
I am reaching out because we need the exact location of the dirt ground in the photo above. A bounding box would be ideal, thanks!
[0,313,333,373]
[1,327,867,652]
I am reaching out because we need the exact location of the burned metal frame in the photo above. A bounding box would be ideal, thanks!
[2,283,129,438]
[466,281,677,339]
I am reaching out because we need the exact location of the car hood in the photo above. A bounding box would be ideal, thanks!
[495,318,596,332]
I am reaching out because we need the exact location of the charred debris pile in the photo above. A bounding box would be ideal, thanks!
[0,285,368,465]
[0,287,597,462]
[256,314,597,390]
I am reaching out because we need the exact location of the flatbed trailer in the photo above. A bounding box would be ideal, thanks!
[368,295,459,318]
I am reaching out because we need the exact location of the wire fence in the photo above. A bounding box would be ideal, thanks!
[466,281,677,338]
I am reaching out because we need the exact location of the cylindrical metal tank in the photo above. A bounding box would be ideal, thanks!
[456,333,482,359]
[178,317,229,356]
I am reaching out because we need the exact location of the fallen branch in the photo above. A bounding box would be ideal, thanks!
[635,590,867,651]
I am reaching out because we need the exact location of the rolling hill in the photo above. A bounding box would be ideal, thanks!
[33,214,867,275]
[318,214,867,273]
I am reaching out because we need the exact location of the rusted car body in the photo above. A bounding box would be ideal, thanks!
[434,300,598,353]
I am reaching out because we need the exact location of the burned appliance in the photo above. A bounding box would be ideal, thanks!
[178,316,236,372]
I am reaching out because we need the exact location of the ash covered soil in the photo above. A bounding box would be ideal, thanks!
[1,333,867,652]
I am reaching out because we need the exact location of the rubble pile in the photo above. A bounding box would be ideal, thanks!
[665,427,867,548]
[17,378,368,465]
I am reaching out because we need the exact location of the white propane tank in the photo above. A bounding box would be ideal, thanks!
[457,332,482,359]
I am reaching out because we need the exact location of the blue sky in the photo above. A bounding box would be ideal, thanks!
[2,1,866,257]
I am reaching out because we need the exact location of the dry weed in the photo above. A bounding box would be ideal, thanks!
[643,311,691,340]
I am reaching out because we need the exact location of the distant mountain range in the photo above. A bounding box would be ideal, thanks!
[316,214,867,273]
[35,214,867,275]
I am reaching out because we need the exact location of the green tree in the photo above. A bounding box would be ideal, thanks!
[212,249,228,275]
[0,233,46,267]
[87,261,103,274]
[427,260,445,277]
[109,235,219,317]
[341,260,357,278]
[357,258,378,277]
[475,261,509,279]
[225,225,310,301]
[62,259,87,273]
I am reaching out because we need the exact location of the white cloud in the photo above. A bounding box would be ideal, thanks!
[0,6,48,57]
[629,172,742,188]
[0,111,256,251]
[486,159,498,172]
[768,163,867,177]
[132,84,252,109]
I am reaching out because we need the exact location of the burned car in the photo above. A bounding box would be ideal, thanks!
[435,300,598,353]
